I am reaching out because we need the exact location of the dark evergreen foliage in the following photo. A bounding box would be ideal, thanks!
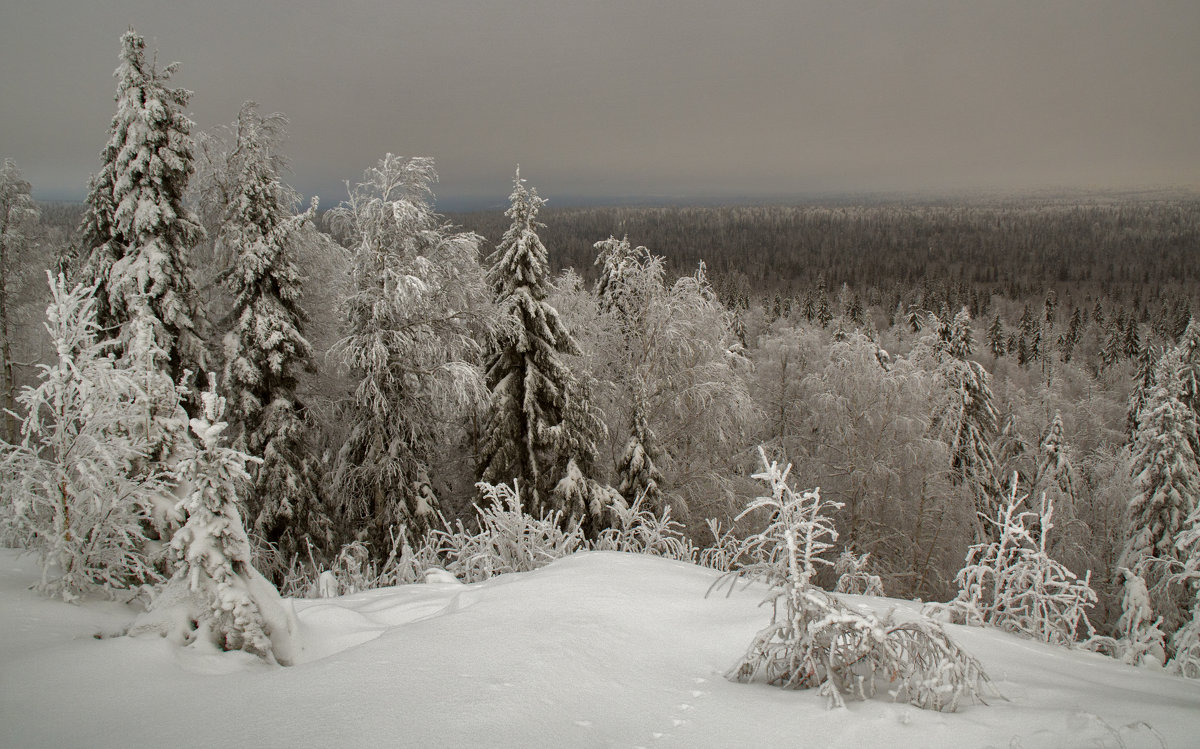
[216,103,331,565]
[478,170,602,520]
[74,29,206,391]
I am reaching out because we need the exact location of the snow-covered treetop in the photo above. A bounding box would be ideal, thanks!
[935,306,975,360]
[486,167,552,303]
[503,166,545,233]
[594,235,660,319]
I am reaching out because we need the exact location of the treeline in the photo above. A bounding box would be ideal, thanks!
[453,199,1200,300]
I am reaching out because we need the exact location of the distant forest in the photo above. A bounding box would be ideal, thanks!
[41,195,1200,307]
[453,198,1200,305]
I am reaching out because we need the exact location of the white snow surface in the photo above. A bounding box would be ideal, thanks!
[2,548,1198,748]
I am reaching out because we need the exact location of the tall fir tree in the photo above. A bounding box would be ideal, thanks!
[986,314,1006,359]
[1124,317,1142,361]
[1120,345,1200,633]
[930,308,1003,543]
[1126,341,1157,439]
[74,29,206,396]
[1100,315,1124,368]
[478,169,603,521]
[1176,317,1200,458]
[615,404,664,509]
[594,235,651,327]
[593,237,667,508]
[1035,411,1076,503]
[815,280,833,328]
[329,154,490,554]
[215,103,331,564]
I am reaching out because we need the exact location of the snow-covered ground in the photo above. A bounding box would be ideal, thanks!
[1,548,1197,748]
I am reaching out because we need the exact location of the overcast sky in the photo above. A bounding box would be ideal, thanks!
[2,1,1198,207]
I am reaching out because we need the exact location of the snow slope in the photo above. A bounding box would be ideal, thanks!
[1,548,1197,748]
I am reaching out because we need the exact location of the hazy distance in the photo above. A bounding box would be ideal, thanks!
[2,1,1198,208]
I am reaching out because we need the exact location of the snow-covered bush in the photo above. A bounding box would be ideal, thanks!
[834,550,885,596]
[313,527,446,596]
[1171,602,1200,679]
[0,276,171,600]
[131,379,300,665]
[593,491,697,562]
[287,481,714,593]
[1098,568,1167,667]
[721,449,994,711]
[551,458,621,538]
[716,447,845,591]
[928,482,1097,647]
[436,480,585,583]
[698,519,743,572]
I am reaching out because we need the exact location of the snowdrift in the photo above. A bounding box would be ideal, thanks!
[1,548,1197,748]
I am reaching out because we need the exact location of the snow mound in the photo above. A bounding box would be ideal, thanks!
[2,548,1198,748]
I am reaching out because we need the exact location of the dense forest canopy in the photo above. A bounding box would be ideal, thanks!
[453,198,1200,299]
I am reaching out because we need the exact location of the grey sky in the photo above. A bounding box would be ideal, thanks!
[2,1,1198,207]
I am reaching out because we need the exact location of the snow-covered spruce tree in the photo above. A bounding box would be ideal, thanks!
[0,159,39,443]
[551,379,616,538]
[1177,317,1200,457]
[1119,345,1199,633]
[211,103,330,564]
[1169,460,1200,676]
[1035,411,1076,502]
[720,448,993,711]
[616,404,664,509]
[986,314,1006,359]
[924,308,1004,543]
[594,235,651,324]
[1110,568,1167,667]
[541,270,620,535]
[119,302,192,527]
[1031,410,1077,542]
[1126,340,1157,439]
[133,378,299,664]
[477,169,604,523]
[328,154,489,554]
[594,236,665,509]
[930,483,1098,647]
[0,275,171,600]
[1100,316,1124,368]
[74,29,206,395]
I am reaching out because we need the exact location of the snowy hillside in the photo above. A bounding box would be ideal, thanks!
[1,548,1197,749]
